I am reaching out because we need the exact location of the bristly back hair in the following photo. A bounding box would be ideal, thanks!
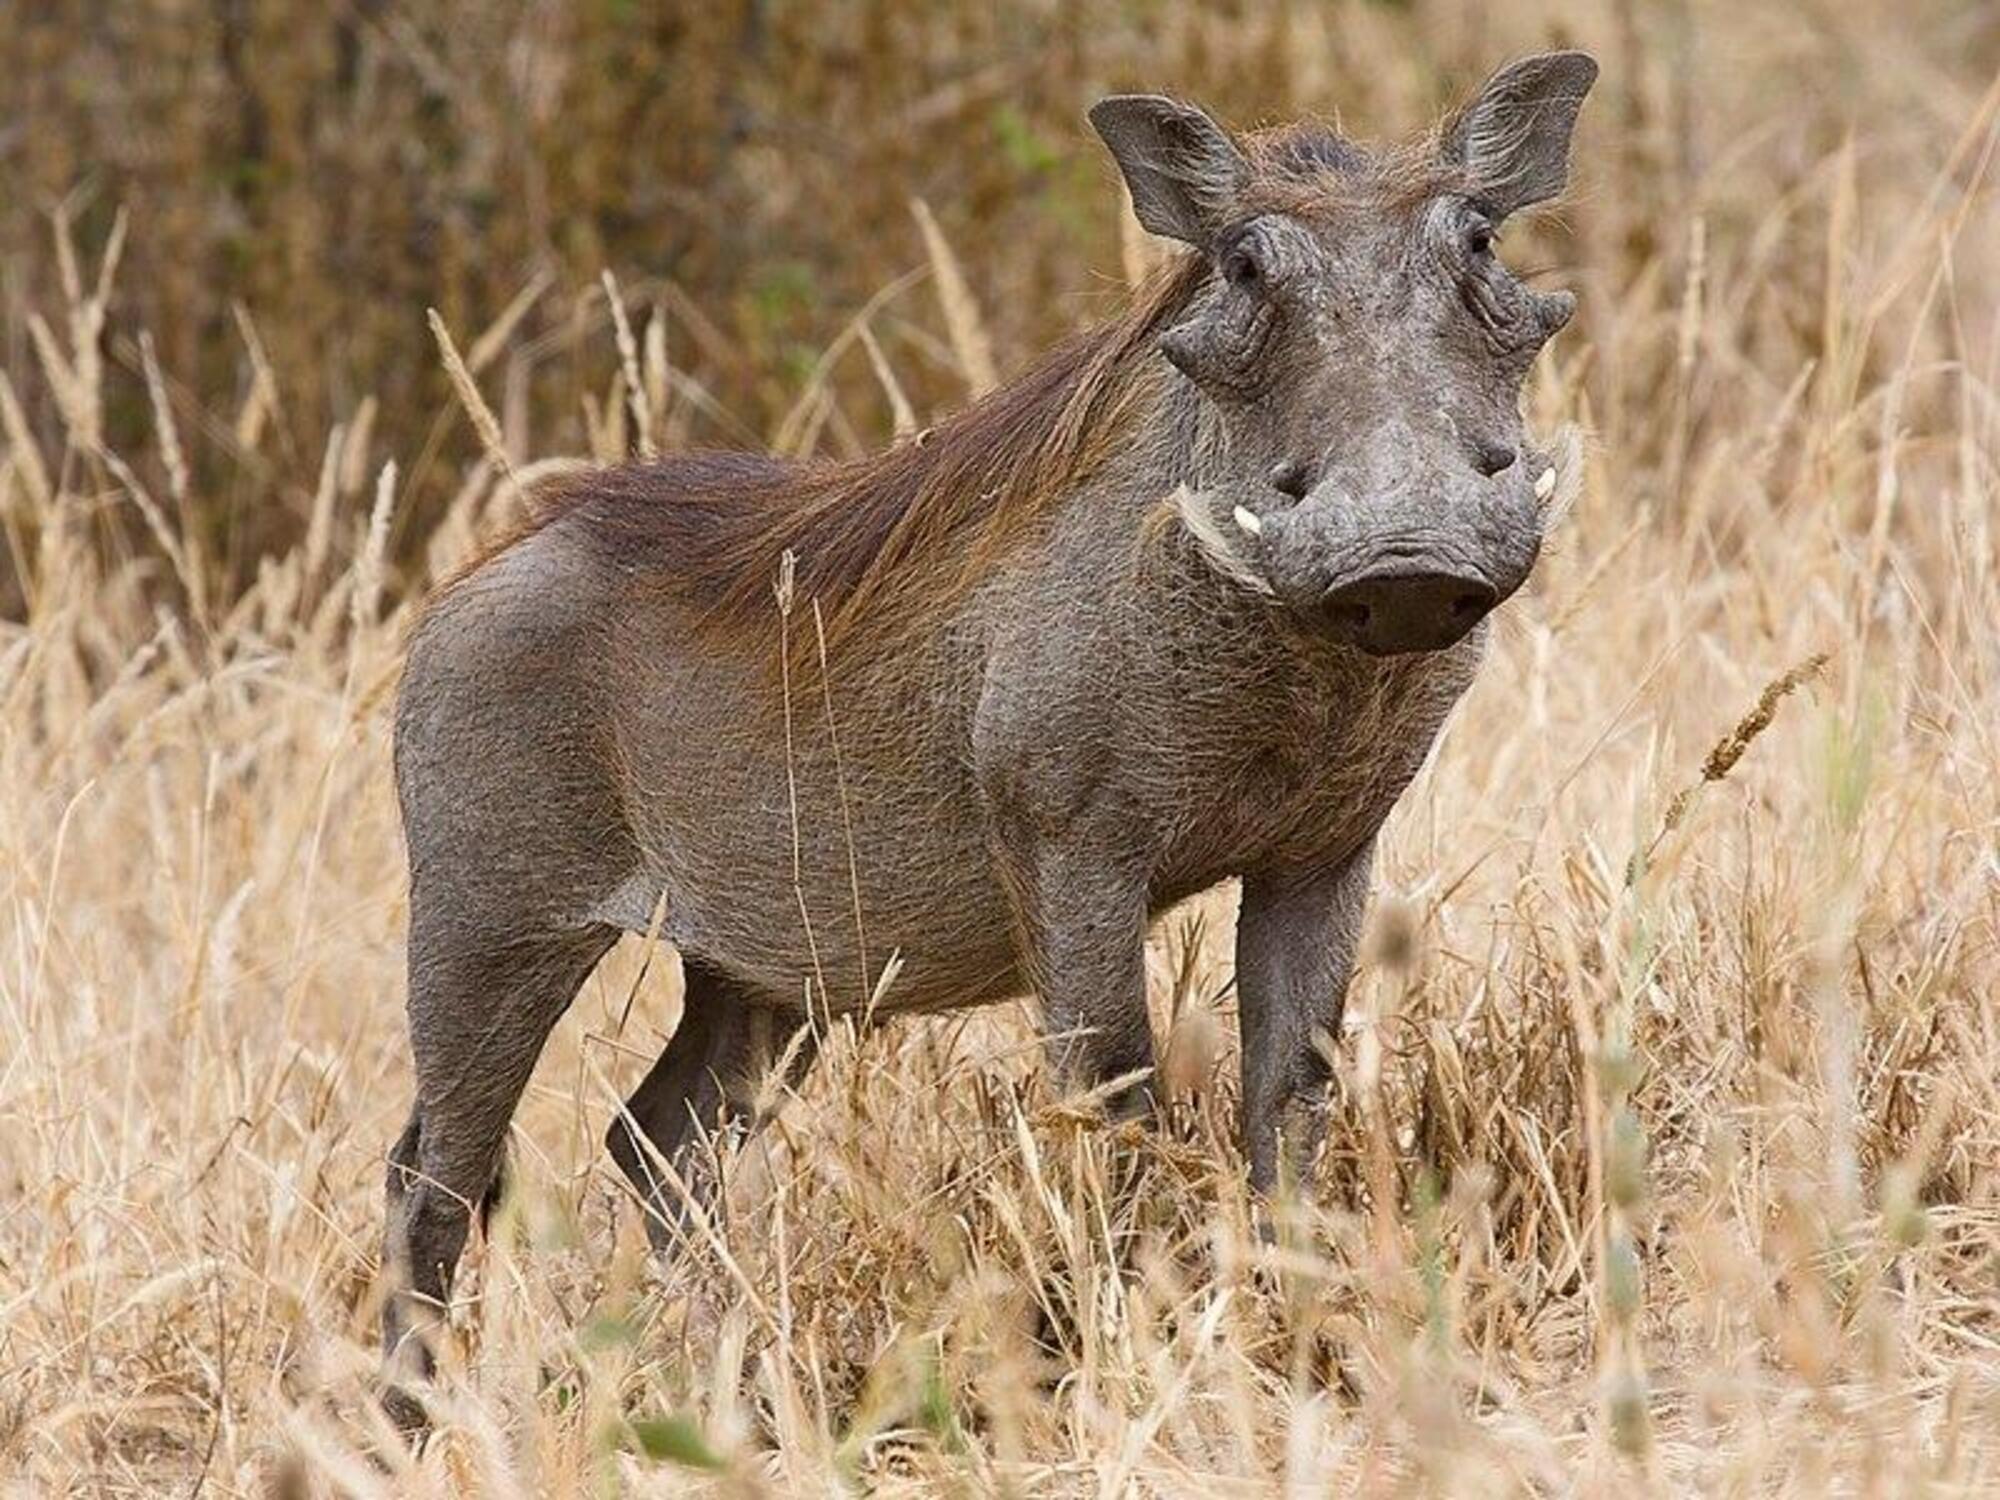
[524,253,1207,657]
[1242,116,1460,216]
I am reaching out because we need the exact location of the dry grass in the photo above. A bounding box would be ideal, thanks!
[4,3,2000,1495]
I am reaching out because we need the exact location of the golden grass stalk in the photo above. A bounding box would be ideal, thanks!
[428,306,518,494]
[136,330,191,511]
[352,459,398,635]
[601,268,657,459]
[0,366,52,514]
[1636,650,1833,880]
[911,196,999,397]
[231,301,281,454]
[857,320,918,441]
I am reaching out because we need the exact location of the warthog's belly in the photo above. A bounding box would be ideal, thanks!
[608,645,1021,1016]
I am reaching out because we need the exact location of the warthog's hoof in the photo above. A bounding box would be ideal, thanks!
[377,1380,432,1440]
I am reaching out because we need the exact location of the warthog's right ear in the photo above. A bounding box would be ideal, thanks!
[1089,95,1251,247]
[1444,51,1599,218]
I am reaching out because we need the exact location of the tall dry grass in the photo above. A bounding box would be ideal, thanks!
[3,2,1999,1494]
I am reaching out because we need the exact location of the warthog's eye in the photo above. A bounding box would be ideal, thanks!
[1222,245,1261,290]
[1162,217,1306,393]
[1466,221,1497,259]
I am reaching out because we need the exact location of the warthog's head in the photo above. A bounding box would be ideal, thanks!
[1093,53,1595,655]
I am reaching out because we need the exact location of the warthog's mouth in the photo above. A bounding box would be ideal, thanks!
[1169,424,1585,643]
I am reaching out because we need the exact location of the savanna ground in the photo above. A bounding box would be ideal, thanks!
[3,1,1998,1494]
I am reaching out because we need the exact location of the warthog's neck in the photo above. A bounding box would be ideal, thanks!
[1061,379,1488,887]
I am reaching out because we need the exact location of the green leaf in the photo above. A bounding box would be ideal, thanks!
[915,1346,965,1455]
[626,1413,727,1472]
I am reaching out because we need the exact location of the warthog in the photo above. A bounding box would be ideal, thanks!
[381,52,1596,1399]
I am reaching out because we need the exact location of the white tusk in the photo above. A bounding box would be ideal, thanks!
[1535,467,1556,502]
[1173,484,1277,598]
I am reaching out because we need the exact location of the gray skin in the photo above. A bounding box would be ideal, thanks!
[379,53,1596,1411]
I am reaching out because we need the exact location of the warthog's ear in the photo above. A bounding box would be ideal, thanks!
[1089,95,1251,247]
[1444,51,1598,218]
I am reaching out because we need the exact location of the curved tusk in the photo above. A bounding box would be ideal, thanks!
[1535,466,1556,502]
[1170,485,1277,598]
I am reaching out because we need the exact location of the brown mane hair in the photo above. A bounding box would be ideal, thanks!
[528,253,1205,655]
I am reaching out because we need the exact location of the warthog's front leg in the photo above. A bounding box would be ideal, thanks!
[1235,840,1374,1192]
[996,838,1157,1118]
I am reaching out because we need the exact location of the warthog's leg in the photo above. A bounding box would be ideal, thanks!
[1235,841,1374,1193]
[380,918,616,1426]
[996,840,1157,1118]
[606,959,818,1255]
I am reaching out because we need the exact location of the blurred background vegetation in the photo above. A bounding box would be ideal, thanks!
[3,0,1997,608]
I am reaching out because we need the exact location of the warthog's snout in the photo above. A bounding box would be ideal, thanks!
[1320,565,1498,656]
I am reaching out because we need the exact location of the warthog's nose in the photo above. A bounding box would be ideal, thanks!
[1322,568,1499,656]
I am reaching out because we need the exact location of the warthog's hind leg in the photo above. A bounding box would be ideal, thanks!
[379,919,616,1430]
[606,958,819,1256]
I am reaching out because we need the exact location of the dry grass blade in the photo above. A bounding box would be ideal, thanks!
[601,268,656,459]
[1636,650,1833,879]
[911,196,999,397]
[137,330,190,510]
[0,366,52,513]
[301,423,345,590]
[27,312,93,451]
[467,267,554,378]
[352,459,398,634]
[428,306,518,493]
[857,320,917,440]
[231,301,281,454]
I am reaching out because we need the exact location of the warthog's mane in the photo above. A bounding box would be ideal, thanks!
[521,252,1204,653]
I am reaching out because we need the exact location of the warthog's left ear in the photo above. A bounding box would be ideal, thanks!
[1089,95,1251,247]
[1444,51,1598,218]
